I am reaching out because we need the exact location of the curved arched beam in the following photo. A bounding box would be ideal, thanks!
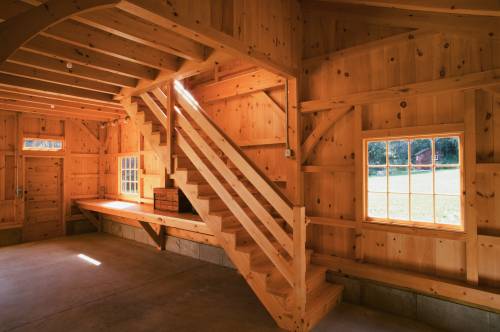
[301,105,354,164]
[0,0,121,64]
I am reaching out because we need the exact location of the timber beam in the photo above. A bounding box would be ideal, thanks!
[0,0,121,64]
[304,1,500,39]
[301,69,500,113]
[115,0,298,79]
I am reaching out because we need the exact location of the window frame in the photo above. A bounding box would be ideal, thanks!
[363,132,465,232]
[118,155,139,197]
[22,137,64,152]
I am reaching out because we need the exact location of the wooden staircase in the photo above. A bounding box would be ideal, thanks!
[121,82,343,331]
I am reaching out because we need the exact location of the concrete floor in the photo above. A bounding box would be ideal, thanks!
[0,233,439,332]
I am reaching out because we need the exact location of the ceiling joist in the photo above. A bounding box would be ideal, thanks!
[0,62,121,95]
[0,85,123,112]
[115,0,298,78]
[0,72,116,103]
[42,20,181,71]
[0,0,121,64]
[22,35,159,80]
[74,8,207,62]
[8,50,138,88]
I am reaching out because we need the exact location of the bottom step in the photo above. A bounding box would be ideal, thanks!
[305,283,343,329]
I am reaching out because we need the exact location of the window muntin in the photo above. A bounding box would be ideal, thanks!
[23,138,63,151]
[119,156,138,195]
[366,135,462,228]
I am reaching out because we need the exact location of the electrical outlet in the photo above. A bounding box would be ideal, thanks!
[284,148,293,158]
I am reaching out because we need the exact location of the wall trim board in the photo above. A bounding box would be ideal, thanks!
[313,253,500,313]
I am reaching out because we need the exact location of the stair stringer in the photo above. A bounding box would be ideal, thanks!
[121,100,293,330]
[173,169,293,330]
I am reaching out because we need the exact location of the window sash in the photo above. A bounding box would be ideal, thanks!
[119,156,139,195]
[365,134,463,229]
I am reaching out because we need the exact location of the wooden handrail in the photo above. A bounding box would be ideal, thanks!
[140,92,168,130]
[173,83,295,226]
[176,128,294,285]
[176,107,294,257]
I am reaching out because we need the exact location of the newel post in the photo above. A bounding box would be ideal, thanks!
[292,206,307,331]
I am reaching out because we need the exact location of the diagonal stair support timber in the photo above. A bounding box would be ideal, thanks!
[120,83,344,331]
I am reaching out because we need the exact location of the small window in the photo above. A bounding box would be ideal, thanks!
[366,135,462,228]
[23,138,63,151]
[119,156,139,195]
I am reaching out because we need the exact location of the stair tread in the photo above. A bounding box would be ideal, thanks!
[305,283,343,315]
[251,249,313,274]
[266,265,327,297]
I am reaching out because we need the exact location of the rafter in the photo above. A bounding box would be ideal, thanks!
[42,20,180,71]
[0,73,115,103]
[22,35,159,80]
[304,1,500,39]
[318,0,500,17]
[74,8,207,62]
[115,0,298,78]
[9,50,137,88]
[0,0,121,64]
[0,62,120,95]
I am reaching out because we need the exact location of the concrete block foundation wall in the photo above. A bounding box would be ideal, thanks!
[101,219,235,269]
[328,273,500,332]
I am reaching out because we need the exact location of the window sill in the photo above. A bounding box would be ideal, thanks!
[363,219,466,240]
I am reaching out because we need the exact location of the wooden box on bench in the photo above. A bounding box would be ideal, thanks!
[153,187,192,213]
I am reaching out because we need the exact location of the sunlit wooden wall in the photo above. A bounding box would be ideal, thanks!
[301,12,500,288]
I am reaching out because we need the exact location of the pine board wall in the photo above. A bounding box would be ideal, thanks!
[0,111,102,240]
[301,12,500,289]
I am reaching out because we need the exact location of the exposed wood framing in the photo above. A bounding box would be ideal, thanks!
[72,120,100,146]
[9,50,138,87]
[304,1,500,38]
[312,254,500,312]
[193,69,285,104]
[42,20,180,71]
[303,29,437,67]
[139,221,166,250]
[0,62,121,95]
[318,0,500,17]
[79,208,101,231]
[301,106,354,163]
[74,7,207,62]
[0,0,121,64]
[22,35,158,80]
[464,90,479,285]
[308,216,467,241]
[115,0,298,78]
[301,69,500,113]
[0,73,116,103]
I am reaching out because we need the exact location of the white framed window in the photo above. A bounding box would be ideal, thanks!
[365,134,463,230]
[119,156,139,195]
